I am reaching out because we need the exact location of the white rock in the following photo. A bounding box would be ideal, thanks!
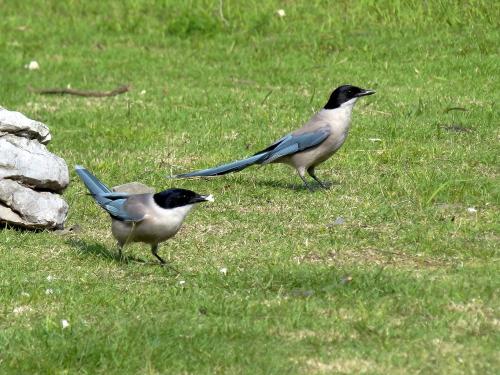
[26,61,39,70]
[0,107,51,144]
[0,179,68,229]
[0,134,69,191]
[0,106,68,230]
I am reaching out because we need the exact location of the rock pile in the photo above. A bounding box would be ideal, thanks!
[0,107,69,229]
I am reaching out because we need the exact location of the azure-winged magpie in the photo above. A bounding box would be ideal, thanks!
[75,165,213,265]
[171,85,375,190]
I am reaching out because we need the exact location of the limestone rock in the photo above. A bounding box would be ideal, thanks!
[0,179,68,229]
[112,182,155,194]
[0,106,51,144]
[0,134,69,192]
[0,106,69,230]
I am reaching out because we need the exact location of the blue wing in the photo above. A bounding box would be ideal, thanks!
[75,166,146,222]
[259,127,331,164]
[99,195,146,222]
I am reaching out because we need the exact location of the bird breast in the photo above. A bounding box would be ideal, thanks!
[111,204,193,245]
[283,107,353,169]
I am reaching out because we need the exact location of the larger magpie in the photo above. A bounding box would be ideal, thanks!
[171,85,375,190]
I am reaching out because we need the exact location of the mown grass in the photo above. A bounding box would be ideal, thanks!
[0,1,499,374]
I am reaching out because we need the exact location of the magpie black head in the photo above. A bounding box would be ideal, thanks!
[324,85,375,110]
[153,189,214,209]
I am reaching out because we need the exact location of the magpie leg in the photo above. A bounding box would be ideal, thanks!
[151,244,166,264]
[151,244,180,273]
[117,243,125,260]
[297,168,314,191]
[307,166,328,189]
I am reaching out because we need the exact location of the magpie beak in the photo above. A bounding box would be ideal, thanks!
[189,194,215,204]
[355,89,376,97]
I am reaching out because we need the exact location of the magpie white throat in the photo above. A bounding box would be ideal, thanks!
[171,84,375,190]
[75,165,213,265]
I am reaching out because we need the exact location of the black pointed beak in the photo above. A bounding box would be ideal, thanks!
[189,194,215,204]
[356,89,376,97]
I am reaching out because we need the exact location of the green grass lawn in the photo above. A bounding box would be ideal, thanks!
[1,1,499,373]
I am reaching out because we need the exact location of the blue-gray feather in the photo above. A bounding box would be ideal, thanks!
[173,154,266,178]
[172,127,330,178]
[262,144,299,164]
[75,165,145,222]
[75,165,112,197]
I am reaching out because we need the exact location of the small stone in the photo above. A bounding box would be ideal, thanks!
[340,275,353,285]
[26,60,39,70]
[112,182,154,195]
[53,224,82,236]
[326,217,345,228]
[334,217,345,225]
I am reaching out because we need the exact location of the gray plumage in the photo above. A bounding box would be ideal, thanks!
[171,85,375,189]
[75,165,213,265]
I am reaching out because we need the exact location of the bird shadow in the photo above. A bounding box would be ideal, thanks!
[66,238,146,265]
[236,178,338,192]
[65,238,180,274]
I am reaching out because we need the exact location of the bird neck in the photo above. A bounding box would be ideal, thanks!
[321,98,356,124]
[169,204,195,220]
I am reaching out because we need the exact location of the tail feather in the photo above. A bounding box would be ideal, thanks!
[172,153,266,178]
[74,165,112,206]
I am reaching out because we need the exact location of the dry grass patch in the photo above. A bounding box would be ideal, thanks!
[296,247,456,270]
[299,357,388,375]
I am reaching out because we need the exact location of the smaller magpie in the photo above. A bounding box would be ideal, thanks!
[75,165,213,265]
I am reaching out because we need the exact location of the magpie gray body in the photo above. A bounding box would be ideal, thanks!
[171,85,375,189]
[75,165,213,264]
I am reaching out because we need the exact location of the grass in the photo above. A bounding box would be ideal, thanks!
[0,0,499,373]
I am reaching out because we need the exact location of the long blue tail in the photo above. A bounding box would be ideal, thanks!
[172,153,267,178]
[74,165,113,206]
